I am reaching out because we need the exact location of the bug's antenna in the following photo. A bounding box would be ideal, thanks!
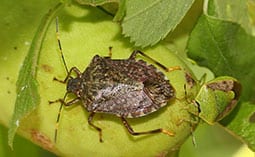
[56,17,69,74]
[54,93,68,143]
[55,103,63,143]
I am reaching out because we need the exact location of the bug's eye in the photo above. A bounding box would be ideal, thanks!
[67,78,82,93]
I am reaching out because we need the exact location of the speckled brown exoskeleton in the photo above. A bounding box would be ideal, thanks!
[50,18,181,143]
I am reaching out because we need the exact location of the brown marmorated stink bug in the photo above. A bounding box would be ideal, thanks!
[49,18,181,143]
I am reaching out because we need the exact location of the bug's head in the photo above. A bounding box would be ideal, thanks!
[66,77,83,96]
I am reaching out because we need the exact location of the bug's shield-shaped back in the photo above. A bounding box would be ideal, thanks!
[80,55,175,118]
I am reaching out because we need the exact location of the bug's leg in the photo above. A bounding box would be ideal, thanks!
[53,67,82,84]
[176,115,199,147]
[108,46,113,58]
[104,46,113,59]
[49,96,80,106]
[177,84,200,147]
[182,83,201,115]
[129,50,181,72]
[188,118,199,147]
[88,112,103,142]
[194,100,201,114]
[121,117,174,137]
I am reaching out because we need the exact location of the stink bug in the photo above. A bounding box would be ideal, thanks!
[186,75,241,125]
[50,18,181,143]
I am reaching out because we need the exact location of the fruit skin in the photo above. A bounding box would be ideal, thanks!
[2,4,199,157]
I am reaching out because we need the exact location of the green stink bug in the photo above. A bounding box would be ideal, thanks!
[187,76,241,125]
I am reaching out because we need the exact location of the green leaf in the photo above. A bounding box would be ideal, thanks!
[122,0,195,47]
[207,0,253,34]
[8,3,64,149]
[74,0,125,22]
[187,14,255,102]
[75,0,118,6]
[187,14,255,151]
[220,102,255,151]
[113,0,126,22]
